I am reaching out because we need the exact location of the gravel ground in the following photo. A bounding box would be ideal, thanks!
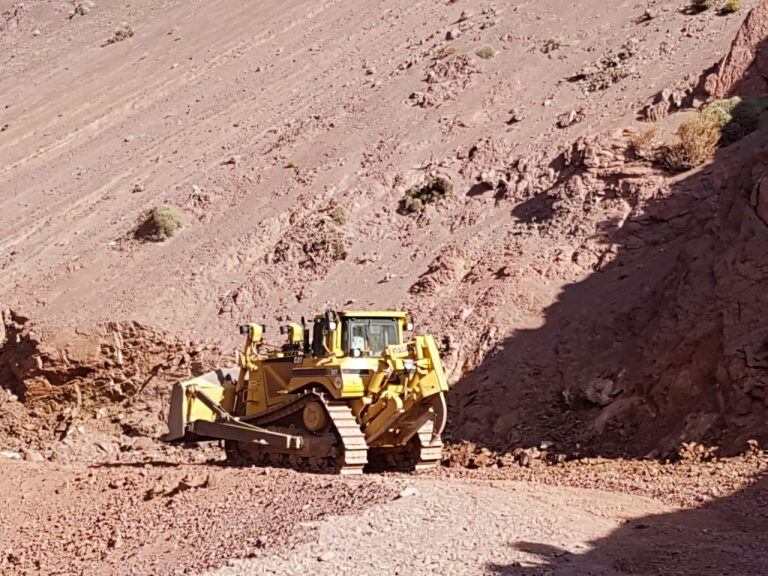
[440,443,768,507]
[0,461,398,575]
[1,450,765,576]
[209,478,670,576]
[209,473,768,576]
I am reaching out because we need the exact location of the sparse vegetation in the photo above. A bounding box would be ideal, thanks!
[656,113,721,172]
[69,0,95,18]
[720,0,741,13]
[689,0,715,13]
[655,96,768,172]
[719,96,768,143]
[398,177,453,215]
[701,96,741,127]
[133,205,183,242]
[475,45,495,60]
[103,25,134,47]
[284,160,299,173]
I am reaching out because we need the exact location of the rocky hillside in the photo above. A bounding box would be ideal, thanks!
[1,0,767,458]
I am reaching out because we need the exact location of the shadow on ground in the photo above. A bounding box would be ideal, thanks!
[488,472,768,575]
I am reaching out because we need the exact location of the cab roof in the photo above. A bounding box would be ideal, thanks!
[314,310,408,319]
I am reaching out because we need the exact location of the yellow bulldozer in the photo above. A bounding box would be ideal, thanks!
[164,310,449,474]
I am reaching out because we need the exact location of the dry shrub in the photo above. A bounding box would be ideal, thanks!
[657,97,768,172]
[628,127,659,160]
[688,0,715,13]
[720,0,741,14]
[677,114,721,162]
[398,177,453,215]
[134,205,182,242]
[656,113,720,172]
[103,25,134,47]
[475,45,495,60]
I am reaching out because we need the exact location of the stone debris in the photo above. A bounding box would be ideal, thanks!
[569,42,638,92]
[556,108,585,128]
[0,464,396,575]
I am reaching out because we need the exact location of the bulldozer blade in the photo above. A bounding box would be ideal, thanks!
[431,392,448,442]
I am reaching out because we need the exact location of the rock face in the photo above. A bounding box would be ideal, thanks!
[705,0,768,98]
[593,141,768,453]
[450,122,768,456]
[442,2,768,457]
[0,312,221,409]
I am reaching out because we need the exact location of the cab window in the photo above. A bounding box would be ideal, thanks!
[343,318,400,357]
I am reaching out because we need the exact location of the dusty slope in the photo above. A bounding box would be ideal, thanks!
[0,0,751,338]
[2,0,764,458]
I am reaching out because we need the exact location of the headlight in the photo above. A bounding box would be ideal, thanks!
[333,376,343,389]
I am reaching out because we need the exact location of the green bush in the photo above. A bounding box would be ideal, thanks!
[721,96,768,143]
[720,0,741,14]
[398,177,453,215]
[134,205,182,242]
[700,96,768,143]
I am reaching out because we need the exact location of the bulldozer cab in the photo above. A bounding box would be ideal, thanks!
[311,311,408,358]
[343,317,399,357]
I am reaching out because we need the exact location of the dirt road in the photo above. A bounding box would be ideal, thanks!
[210,478,673,576]
[212,471,768,576]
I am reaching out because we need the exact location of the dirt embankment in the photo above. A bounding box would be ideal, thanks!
[0,309,224,462]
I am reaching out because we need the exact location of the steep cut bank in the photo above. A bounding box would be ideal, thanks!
[448,5,768,458]
[0,309,224,461]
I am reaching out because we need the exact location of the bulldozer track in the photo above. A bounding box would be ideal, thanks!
[228,391,368,475]
[367,421,444,472]
[414,422,444,471]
